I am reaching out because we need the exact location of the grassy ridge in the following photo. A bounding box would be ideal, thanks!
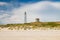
[0,22,60,30]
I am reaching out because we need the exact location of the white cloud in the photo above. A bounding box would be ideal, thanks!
[0,2,8,5]
[0,14,9,19]
[1,1,60,24]
[51,2,60,9]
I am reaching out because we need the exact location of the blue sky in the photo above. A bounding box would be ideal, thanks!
[0,0,60,24]
[0,0,60,2]
[0,0,49,2]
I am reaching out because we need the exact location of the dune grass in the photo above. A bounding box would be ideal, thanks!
[0,22,60,30]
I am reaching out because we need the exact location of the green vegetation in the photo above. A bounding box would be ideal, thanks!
[0,22,60,30]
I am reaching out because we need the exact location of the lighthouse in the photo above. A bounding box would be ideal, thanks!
[24,12,27,23]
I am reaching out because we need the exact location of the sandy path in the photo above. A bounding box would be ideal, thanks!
[0,30,60,40]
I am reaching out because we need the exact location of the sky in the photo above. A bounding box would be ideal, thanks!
[0,0,60,24]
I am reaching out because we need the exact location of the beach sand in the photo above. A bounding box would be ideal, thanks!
[0,29,60,40]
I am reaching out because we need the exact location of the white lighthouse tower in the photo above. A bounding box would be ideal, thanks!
[24,12,27,23]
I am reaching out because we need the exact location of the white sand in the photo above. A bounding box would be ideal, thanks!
[0,30,60,40]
